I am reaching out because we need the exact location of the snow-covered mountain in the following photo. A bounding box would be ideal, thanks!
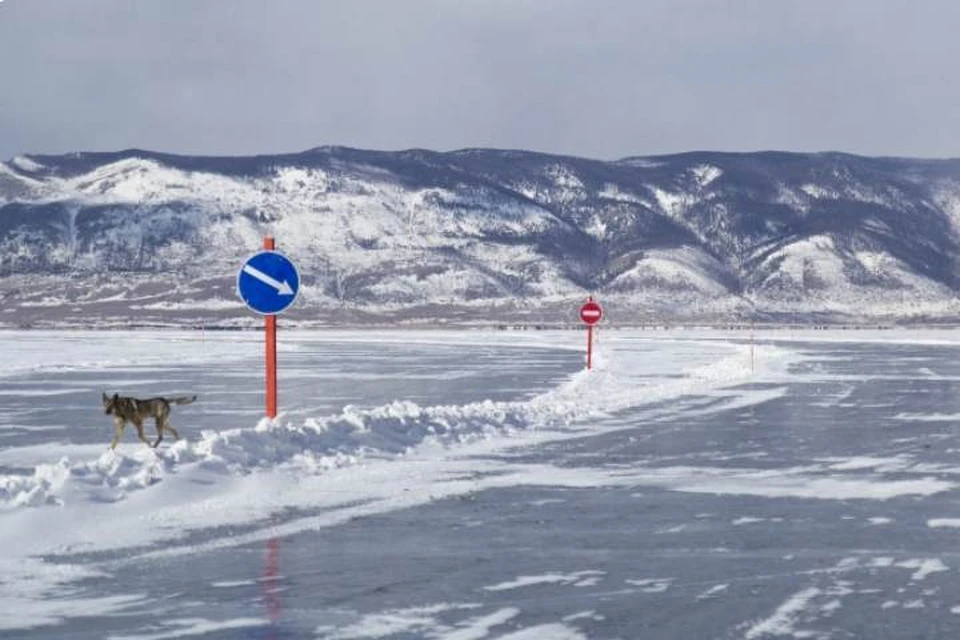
[1,147,959,327]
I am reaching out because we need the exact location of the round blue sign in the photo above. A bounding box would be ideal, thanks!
[237,250,301,315]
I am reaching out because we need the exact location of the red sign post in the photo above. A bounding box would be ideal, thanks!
[580,297,602,370]
[237,236,300,419]
[263,237,278,417]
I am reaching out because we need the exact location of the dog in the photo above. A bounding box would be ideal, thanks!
[102,392,197,449]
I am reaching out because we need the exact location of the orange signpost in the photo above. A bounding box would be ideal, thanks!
[580,296,603,370]
[237,235,300,418]
[263,236,278,418]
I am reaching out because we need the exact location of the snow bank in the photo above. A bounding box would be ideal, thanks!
[0,397,548,510]
[0,337,789,511]
[0,460,70,508]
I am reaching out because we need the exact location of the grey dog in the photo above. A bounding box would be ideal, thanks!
[102,392,197,449]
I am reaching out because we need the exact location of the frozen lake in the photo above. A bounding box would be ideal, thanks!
[2,328,960,639]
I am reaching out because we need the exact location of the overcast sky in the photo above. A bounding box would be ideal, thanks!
[1,0,958,160]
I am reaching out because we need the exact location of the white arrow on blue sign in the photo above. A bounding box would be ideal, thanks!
[237,250,301,315]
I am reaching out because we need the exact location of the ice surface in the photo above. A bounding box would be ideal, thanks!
[483,572,605,592]
[3,328,960,637]
[744,587,823,638]
[106,617,269,640]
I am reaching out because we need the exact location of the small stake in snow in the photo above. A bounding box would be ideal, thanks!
[580,296,603,370]
[237,236,301,418]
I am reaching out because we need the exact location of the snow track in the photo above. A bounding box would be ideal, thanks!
[0,334,786,511]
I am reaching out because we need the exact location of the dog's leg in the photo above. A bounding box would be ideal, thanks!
[133,418,151,447]
[164,417,181,441]
[153,417,164,448]
[110,418,124,450]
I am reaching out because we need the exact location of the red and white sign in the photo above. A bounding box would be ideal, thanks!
[580,300,603,325]
[580,297,602,370]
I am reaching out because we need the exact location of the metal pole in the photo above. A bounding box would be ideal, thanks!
[587,324,593,370]
[264,236,278,418]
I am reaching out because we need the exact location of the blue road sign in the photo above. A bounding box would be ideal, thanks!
[237,250,301,315]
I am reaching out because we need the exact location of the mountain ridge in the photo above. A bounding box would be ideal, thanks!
[1,146,958,328]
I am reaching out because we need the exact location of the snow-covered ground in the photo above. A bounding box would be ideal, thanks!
[2,328,960,638]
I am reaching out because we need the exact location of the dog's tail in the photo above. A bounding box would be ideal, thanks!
[169,395,198,405]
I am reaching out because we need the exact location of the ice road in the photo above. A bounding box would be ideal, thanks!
[2,328,960,639]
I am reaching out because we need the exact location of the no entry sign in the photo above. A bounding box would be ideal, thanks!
[580,300,603,325]
[580,297,602,370]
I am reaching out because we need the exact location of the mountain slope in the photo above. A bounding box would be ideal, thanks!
[1,147,959,327]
